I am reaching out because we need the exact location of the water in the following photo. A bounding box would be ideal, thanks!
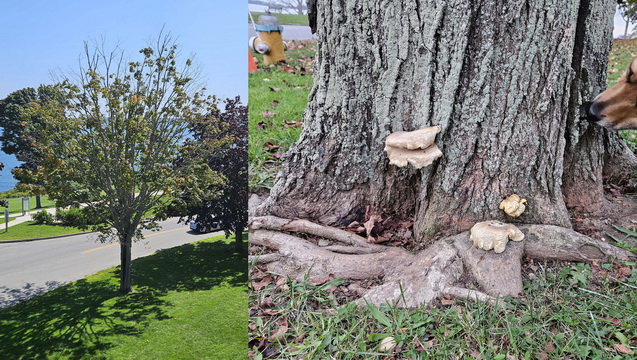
[0,152,20,192]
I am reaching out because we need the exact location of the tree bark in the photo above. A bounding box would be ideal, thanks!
[119,238,133,294]
[260,0,628,242]
[562,0,637,214]
[235,224,243,252]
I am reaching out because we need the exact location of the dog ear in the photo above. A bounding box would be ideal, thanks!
[627,57,637,84]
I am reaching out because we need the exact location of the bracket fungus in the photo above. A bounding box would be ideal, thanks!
[384,126,442,169]
[499,194,527,217]
[470,220,524,254]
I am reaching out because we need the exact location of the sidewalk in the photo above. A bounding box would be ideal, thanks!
[3,208,57,229]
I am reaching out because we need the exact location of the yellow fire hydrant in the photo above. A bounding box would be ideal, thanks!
[249,12,287,65]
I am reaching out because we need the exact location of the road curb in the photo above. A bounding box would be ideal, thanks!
[0,231,96,244]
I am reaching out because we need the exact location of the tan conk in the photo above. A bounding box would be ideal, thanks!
[384,126,442,169]
[470,220,525,254]
[499,194,526,217]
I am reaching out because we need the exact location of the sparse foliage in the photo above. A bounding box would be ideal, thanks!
[23,33,220,293]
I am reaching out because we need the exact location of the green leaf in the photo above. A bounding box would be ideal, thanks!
[367,305,392,328]
[615,331,629,345]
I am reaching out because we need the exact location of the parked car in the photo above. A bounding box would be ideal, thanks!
[189,219,222,233]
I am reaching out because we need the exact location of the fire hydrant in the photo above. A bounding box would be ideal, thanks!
[249,12,287,65]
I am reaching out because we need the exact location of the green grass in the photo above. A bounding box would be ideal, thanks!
[249,259,637,359]
[0,221,85,241]
[249,40,315,190]
[248,12,309,26]
[0,234,247,359]
[0,195,56,215]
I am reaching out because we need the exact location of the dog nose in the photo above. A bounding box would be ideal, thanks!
[582,101,601,123]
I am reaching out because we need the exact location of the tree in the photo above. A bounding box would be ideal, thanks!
[617,1,637,37]
[177,97,248,252]
[271,0,306,15]
[250,0,637,307]
[0,86,59,208]
[23,34,218,294]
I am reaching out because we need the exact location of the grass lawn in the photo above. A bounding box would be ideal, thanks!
[0,221,85,241]
[249,40,315,190]
[248,12,308,26]
[250,259,637,358]
[0,195,56,215]
[0,234,247,359]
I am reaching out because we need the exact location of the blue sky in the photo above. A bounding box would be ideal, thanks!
[0,1,247,101]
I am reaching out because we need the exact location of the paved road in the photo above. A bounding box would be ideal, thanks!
[248,24,316,40]
[0,218,222,308]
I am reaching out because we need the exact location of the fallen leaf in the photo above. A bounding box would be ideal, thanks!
[269,317,289,339]
[348,221,360,228]
[281,65,296,73]
[283,119,302,128]
[251,276,271,291]
[364,214,382,237]
[269,100,280,107]
[294,333,306,343]
[261,110,276,118]
[263,142,280,151]
[545,340,555,352]
[618,266,632,277]
[262,309,284,316]
[257,121,267,130]
[275,276,287,287]
[269,86,281,92]
[614,343,634,355]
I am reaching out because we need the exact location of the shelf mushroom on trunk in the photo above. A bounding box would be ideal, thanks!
[384,126,443,169]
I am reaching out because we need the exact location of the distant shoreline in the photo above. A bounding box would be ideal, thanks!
[0,151,20,193]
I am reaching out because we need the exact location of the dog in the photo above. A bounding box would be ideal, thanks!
[585,56,637,130]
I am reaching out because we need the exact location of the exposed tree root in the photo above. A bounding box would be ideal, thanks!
[249,217,636,308]
[248,253,281,264]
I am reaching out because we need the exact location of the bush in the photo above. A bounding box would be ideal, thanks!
[55,207,85,227]
[55,207,102,227]
[32,210,54,225]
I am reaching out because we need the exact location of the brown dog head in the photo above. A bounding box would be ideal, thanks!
[586,56,637,130]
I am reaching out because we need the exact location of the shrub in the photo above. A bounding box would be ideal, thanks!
[56,207,85,227]
[56,207,102,227]
[32,210,54,225]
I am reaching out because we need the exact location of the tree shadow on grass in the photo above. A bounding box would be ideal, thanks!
[0,237,246,359]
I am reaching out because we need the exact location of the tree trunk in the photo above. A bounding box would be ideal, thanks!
[262,0,627,242]
[563,1,637,214]
[235,224,243,252]
[35,194,41,209]
[119,238,133,294]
